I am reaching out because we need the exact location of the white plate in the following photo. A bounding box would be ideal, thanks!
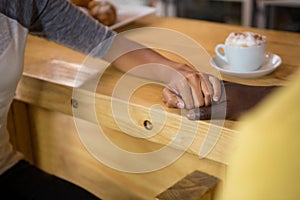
[78,5,156,30]
[109,5,156,30]
[210,52,282,79]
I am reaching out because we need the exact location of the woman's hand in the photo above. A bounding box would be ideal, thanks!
[105,36,222,110]
[162,64,222,110]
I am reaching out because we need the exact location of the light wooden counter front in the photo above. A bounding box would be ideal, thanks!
[9,16,300,199]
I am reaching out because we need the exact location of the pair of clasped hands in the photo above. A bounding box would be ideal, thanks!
[161,64,277,121]
[106,36,276,120]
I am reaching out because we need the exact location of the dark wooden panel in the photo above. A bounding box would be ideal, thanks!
[156,170,220,200]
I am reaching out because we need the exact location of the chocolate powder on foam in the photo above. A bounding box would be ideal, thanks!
[227,32,267,47]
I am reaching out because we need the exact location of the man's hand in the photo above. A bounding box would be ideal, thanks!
[186,81,279,121]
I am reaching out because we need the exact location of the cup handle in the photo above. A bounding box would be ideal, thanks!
[215,44,228,63]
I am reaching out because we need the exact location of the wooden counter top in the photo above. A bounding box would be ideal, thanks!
[23,16,300,88]
[13,15,300,199]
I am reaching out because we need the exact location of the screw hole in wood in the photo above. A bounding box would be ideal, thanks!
[143,120,153,131]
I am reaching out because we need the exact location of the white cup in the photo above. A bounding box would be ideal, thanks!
[215,43,266,72]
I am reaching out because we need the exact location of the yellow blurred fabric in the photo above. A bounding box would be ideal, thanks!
[218,71,300,200]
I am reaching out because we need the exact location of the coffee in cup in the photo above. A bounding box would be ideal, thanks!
[215,32,267,72]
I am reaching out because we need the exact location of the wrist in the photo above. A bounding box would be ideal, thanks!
[165,63,197,82]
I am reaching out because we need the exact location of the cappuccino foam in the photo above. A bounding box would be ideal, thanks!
[225,32,267,47]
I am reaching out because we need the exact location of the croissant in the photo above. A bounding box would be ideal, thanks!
[88,0,117,26]
[71,0,91,8]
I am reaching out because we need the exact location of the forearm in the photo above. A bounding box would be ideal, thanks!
[103,36,194,83]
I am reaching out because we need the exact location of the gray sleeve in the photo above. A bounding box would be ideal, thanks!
[0,0,116,57]
[29,0,116,57]
[29,0,115,57]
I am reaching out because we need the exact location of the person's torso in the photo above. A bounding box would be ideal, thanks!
[0,12,28,175]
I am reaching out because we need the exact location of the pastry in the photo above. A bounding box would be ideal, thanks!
[88,0,117,26]
[71,0,92,8]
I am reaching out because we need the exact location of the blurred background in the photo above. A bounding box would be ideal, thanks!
[110,0,300,33]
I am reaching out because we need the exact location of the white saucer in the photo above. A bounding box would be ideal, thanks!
[210,52,282,79]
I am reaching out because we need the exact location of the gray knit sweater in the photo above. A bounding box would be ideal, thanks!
[0,0,115,174]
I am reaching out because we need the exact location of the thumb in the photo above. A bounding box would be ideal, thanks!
[187,102,227,120]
